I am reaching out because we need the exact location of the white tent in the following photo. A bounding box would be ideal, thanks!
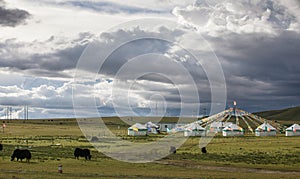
[145,121,158,128]
[184,122,206,137]
[222,124,244,137]
[255,122,276,136]
[128,123,148,136]
[208,122,232,132]
[286,124,300,136]
[145,121,159,134]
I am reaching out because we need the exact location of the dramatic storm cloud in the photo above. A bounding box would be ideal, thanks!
[0,0,30,27]
[173,0,300,111]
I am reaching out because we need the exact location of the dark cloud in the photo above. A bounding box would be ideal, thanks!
[172,0,300,112]
[37,44,87,71]
[0,33,92,77]
[0,28,183,78]
[207,31,300,111]
[99,38,171,76]
[0,0,31,27]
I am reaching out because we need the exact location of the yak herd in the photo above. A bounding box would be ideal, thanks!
[0,143,207,163]
[0,144,91,163]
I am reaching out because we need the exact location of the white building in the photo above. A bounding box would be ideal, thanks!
[128,123,148,136]
[145,121,159,134]
[286,124,300,136]
[222,124,244,137]
[184,122,206,137]
[255,122,276,136]
[208,122,233,132]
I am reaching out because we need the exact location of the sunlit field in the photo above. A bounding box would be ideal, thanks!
[0,118,299,179]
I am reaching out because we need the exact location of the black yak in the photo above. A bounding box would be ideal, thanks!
[74,148,91,160]
[201,147,207,154]
[11,149,31,162]
[0,143,2,151]
[169,146,176,154]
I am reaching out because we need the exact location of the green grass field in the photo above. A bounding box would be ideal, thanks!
[0,118,300,179]
[255,106,300,122]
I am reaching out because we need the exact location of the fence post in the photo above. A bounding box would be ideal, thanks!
[58,164,63,173]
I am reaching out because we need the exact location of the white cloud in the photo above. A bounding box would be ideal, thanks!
[173,0,300,36]
[1,0,193,42]
[1,0,134,42]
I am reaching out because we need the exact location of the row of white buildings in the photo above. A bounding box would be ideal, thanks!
[127,122,300,137]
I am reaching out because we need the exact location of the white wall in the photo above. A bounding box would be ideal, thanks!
[184,130,206,137]
[255,131,276,136]
[286,131,300,136]
[128,130,147,136]
[222,131,244,137]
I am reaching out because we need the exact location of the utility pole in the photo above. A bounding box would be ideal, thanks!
[24,106,27,120]
[5,107,8,120]
[6,106,12,120]
[10,107,12,120]
[24,106,29,120]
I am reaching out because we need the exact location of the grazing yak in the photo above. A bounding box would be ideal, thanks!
[201,147,207,154]
[0,143,2,151]
[74,148,91,160]
[11,149,31,162]
[169,146,176,154]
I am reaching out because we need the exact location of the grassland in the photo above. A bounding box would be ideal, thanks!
[255,106,300,123]
[0,118,300,179]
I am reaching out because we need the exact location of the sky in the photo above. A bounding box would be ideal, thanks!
[0,0,299,119]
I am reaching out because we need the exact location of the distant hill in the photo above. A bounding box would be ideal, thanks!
[254,106,300,121]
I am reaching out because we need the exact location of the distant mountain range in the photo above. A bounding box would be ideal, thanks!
[254,106,300,121]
